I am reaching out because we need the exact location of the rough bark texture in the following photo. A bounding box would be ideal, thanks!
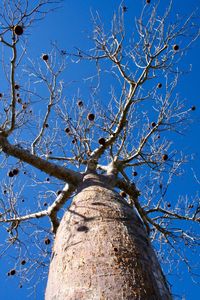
[45,173,172,300]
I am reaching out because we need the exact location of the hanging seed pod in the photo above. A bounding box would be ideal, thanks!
[21,260,26,265]
[42,54,49,61]
[98,137,106,145]
[44,238,51,245]
[162,154,168,161]
[87,113,95,121]
[8,171,14,177]
[77,100,83,107]
[157,83,162,88]
[12,168,19,175]
[9,269,16,276]
[173,44,179,51]
[65,127,70,134]
[72,137,77,144]
[120,191,127,198]
[14,25,23,36]
[122,6,128,12]
[22,103,27,110]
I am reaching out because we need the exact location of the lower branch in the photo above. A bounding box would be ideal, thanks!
[0,183,76,234]
[146,207,200,223]
[47,183,76,233]
[0,134,82,185]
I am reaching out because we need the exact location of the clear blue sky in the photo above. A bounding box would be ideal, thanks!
[0,0,199,299]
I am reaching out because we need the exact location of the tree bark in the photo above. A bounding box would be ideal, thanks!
[45,173,172,300]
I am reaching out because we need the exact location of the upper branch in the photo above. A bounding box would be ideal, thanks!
[87,41,168,164]
[90,82,137,161]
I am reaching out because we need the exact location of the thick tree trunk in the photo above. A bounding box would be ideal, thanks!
[45,173,172,300]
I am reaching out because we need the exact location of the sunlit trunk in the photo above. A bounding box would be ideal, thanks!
[45,173,172,300]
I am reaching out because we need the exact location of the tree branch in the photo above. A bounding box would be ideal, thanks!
[0,183,76,234]
[0,135,82,185]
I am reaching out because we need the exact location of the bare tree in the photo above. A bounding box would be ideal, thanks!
[0,0,199,299]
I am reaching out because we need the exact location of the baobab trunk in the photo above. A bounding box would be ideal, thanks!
[45,173,172,300]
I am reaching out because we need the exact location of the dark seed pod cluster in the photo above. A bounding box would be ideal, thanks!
[8,168,19,177]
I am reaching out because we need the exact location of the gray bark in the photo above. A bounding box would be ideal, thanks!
[45,173,172,300]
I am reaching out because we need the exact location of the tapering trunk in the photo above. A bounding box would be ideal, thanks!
[45,173,172,300]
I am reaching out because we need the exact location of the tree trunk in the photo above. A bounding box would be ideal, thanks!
[45,173,172,300]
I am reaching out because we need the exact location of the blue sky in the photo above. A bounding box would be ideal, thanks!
[0,0,200,299]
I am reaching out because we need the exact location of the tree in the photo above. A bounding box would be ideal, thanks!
[0,0,199,299]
